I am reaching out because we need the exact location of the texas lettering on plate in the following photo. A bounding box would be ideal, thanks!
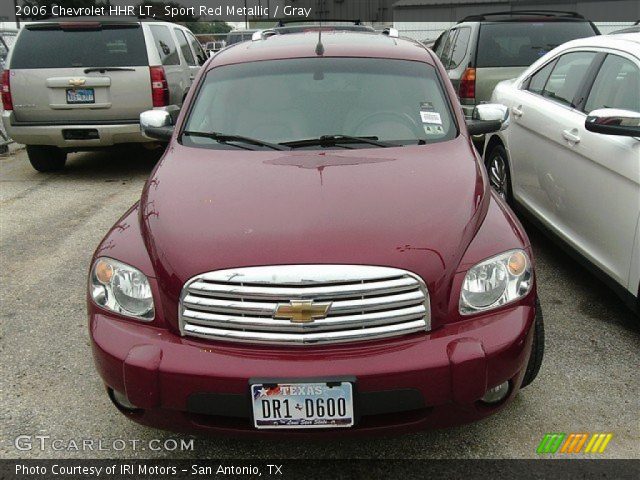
[251,382,354,429]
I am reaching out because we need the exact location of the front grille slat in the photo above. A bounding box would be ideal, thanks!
[182,304,427,333]
[179,265,430,346]
[183,289,425,317]
[187,276,418,301]
[183,319,428,345]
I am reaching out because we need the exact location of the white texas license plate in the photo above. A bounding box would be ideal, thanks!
[66,88,94,104]
[251,382,354,429]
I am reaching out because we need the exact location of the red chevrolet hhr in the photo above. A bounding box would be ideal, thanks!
[88,28,544,435]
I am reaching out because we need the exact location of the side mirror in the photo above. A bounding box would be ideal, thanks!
[585,109,640,137]
[466,103,509,136]
[140,109,174,142]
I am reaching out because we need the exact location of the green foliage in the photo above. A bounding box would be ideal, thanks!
[185,22,232,34]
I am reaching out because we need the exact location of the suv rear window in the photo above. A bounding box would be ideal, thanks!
[10,24,148,69]
[476,22,597,68]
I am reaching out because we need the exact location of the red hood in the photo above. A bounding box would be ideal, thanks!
[140,136,488,323]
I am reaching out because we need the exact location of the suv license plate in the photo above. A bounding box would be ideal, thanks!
[66,88,95,104]
[251,382,354,429]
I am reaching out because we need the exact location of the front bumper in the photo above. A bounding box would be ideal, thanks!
[90,304,535,436]
[2,111,149,148]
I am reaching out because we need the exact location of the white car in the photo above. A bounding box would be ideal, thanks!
[484,33,640,313]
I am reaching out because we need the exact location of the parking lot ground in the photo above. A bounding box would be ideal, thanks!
[1,148,639,460]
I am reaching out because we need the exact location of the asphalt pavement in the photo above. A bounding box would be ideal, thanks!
[1,147,638,460]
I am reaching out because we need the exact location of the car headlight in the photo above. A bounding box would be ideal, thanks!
[459,249,532,315]
[90,257,154,320]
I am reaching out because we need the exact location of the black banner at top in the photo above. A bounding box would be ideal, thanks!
[6,0,640,23]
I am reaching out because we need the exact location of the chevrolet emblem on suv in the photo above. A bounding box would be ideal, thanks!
[274,300,332,323]
[68,78,86,86]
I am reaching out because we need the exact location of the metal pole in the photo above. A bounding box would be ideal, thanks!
[244,0,248,29]
[14,0,20,27]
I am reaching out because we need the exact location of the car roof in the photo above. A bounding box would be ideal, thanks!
[208,31,433,68]
[557,32,640,56]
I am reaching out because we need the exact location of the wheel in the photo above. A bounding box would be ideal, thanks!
[521,298,544,388]
[485,144,512,204]
[26,145,66,172]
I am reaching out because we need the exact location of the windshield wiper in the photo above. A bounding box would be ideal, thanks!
[83,67,136,74]
[281,135,395,149]
[182,131,287,150]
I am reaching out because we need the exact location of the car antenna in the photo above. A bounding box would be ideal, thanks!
[315,18,324,56]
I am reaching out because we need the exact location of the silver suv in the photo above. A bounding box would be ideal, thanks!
[433,11,599,118]
[1,17,207,172]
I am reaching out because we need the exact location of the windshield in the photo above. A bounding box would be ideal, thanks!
[183,58,456,149]
[477,22,597,68]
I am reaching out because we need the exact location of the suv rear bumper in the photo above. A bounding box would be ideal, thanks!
[2,111,150,148]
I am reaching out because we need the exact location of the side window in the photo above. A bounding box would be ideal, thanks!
[433,31,447,55]
[439,30,458,69]
[186,31,207,65]
[584,54,640,114]
[526,60,557,95]
[149,25,179,66]
[448,27,471,69]
[542,51,597,107]
[174,29,195,66]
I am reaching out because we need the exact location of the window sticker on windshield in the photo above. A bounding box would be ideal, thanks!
[423,124,445,136]
[420,111,442,125]
[419,102,443,125]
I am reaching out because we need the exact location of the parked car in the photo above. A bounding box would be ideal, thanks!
[610,21,640,35]
[226,29,258,45]
[204,40,225,55]
[433,10,599,118]
[1,17,207,172]
[484,33,640,313]
[88,28,543,435]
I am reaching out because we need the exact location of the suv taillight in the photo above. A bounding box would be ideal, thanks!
[149,66,169,107]
[2,70,13,111]
[459,67,476,100]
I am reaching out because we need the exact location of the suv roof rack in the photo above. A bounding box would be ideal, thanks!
[459,10,585,23]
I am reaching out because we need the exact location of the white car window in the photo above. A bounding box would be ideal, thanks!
[526,60,557,95]
[584,54,640,114]
[541,51,597,107]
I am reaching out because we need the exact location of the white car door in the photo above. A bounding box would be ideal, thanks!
[548,51,640,288]
[505,51,599,220]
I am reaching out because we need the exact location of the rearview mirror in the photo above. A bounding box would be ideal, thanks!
[466,104,509,136]
[585,109,640,137]
[140,109,174,142]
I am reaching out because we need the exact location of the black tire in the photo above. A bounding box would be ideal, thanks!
[485,144,513,205]
[26,145,67,172]
[521,298,544,388]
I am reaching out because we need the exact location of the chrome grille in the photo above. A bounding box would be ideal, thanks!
[179,265,430,345]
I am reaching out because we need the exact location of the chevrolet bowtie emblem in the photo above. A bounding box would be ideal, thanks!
[68,78,86,86]
[274,300,332,323]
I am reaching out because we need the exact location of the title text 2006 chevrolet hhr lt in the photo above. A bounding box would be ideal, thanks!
[88,30,543,435]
